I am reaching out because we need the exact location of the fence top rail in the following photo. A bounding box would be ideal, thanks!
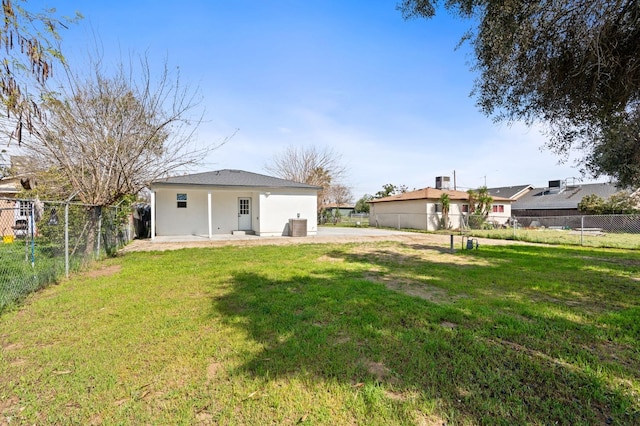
[513,213,640,219]
[0,197,118,208]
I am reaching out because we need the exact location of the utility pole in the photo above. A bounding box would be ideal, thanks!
[453,170,457,191]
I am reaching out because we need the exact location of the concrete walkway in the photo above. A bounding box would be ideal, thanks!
[122,226,524,253]
[149,226,417,243]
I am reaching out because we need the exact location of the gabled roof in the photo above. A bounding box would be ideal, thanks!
[369,187,511,203]
[0,176,20,195]
[487,184,534,200]
[151,169,322,190]
[512,182,620,210]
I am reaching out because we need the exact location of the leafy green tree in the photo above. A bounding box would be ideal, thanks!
[398,0,640,187]
[605,192,640,214]
[578,194,606,214]
[579,192,640,214]
[476,186,493,217]
[354,194,372,213]
[439,192,450,229]
[466,186,493,229]
[584,107,640,187]
[374,184,408,199]
[467,189,477,214]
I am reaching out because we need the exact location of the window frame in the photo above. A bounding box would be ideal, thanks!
[177,193,187,208]
[18,201,31,217]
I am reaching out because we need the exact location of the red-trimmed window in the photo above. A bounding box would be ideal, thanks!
[492,204,505,213]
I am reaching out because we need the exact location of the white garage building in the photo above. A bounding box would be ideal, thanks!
[149,169,320,238]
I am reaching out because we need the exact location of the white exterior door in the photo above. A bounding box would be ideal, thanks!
[238,197,251,230]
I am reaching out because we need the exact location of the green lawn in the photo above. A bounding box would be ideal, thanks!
[465,228,640,249]
[1,242,639,425]
[0,240,66,311]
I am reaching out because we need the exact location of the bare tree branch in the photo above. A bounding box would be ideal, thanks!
[19,49,229,206]
[264,145,349,214]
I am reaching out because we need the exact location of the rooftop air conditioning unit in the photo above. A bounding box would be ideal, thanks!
[547,179,565,194]
[435,176,450,190]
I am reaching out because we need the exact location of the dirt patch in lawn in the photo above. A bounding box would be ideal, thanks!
[206,361,224,381]
[363,272,462,305]
[82,264,122,279]
[361,359,399,385]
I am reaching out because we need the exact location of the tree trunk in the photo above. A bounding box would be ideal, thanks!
[84,206,102,259]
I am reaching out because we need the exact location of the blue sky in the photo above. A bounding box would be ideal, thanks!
[31,0,604,198]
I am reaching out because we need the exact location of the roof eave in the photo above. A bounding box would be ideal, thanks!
[150,181,321,191]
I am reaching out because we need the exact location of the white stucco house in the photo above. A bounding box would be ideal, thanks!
[369,184,512,231]
[149,169,321,238]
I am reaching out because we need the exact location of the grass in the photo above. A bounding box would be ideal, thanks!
[322,216,370,227]
[0,241,639,424]
[466,228,640,249]
[0,240,66,310]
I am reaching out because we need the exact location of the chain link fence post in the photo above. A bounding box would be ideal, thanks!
[0,196,134,312]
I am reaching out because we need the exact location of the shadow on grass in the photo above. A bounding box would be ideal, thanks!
[212,243,639,425]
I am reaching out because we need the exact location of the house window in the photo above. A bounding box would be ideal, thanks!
[492,204,505,213]
[19,201,31,217]
[461,204,469,213]
[434,203,441,213]
[177,193,187,208]
[239,198,250,215]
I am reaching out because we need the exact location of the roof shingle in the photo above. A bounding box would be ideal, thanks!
[151,169,322,190]
[512,182,620,210]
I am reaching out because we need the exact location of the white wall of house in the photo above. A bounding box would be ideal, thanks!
[257,191,317,236]
[153,186,318,237]
[211,190,256,234]
[370,199,431,230]
[370,199,512,231]
[154,187,209,235]
[426,201,470,230]
[488,203,512,226]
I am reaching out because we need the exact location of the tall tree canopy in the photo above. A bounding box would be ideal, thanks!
[0,0,80,141]
[373,183,408,199]
[398,0,640,187]
[265,145,348,214]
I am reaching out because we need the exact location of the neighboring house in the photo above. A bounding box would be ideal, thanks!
[323,203,356,218]
[149,169,321,238]
[0,174,33,238]
[368,177,512,231]
[512,180,621,217]
[487,184,534,200]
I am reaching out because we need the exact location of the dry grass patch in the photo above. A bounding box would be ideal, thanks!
[361,359,400,385]
[364,272,461,305]
[81,264,121,279]
[206,361,224,381]
[317,254,344,263]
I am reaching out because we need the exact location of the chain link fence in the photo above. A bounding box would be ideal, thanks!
[370,213,476,231]
[0,198,134,312]
[506,214,640,248]
[369,212,640,249]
